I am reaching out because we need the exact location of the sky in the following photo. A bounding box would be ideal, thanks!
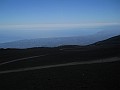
[0,0,120,42]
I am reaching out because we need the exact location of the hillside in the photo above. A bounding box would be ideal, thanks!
[0,35,120,90]
[0,35,120,70]
[93,35,120,46]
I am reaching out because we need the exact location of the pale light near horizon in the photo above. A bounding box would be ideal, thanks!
[0,22,120,30]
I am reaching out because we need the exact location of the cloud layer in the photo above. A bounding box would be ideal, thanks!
[0,22,120,30]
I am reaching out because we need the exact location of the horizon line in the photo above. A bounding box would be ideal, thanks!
[0,22,120,30]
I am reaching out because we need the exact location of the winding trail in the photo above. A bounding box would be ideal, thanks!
[0,54,48,66]
[0,57,119,74]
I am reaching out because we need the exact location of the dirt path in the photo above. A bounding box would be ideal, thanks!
[0,54,48,66]
[0,57,119,74]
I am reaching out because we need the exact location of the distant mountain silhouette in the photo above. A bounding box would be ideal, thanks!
[0,29,120,48]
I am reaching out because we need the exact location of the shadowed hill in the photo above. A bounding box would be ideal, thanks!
[0,35,120,90]
[0,35,120,65]
[93,35,120,46]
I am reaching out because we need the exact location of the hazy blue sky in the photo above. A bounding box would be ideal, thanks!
[0,0,120,25]
[0,0,120,42]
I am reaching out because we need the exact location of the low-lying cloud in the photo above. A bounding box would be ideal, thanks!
[0,22,120,30]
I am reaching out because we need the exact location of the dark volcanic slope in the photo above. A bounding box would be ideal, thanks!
[0,59,120,90]
[0,35,120,71]
[0,35,120,90]
[93,35,120,46]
